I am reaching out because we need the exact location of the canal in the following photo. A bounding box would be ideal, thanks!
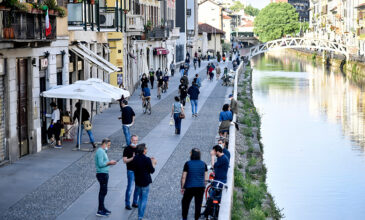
[251,50,365,220]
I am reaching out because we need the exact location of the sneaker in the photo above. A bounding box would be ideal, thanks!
[92,143,97,148]
[132,204,138,208]
[104,209,111,214]
[125,206,132,210]
[96,210,108,217]
[54,145,63,149]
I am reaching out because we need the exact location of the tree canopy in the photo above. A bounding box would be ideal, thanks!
[254,3,300,42]
[244,5,260,17]
[230,1,245,12]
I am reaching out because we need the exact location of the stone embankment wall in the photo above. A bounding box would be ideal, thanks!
[288,49,365,82]
[231,63,282,220]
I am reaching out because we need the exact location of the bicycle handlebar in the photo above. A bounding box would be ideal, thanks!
[208,179,228,189]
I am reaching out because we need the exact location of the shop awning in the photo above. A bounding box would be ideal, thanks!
[70,43,120,73]
[155,47,169,55]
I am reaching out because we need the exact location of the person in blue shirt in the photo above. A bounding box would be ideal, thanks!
[219,104,233,138]
[94,138,117,217]
[188,80,200,117]
[194,74,201,88]
[210,145,229,184]
[180,148,208,220]
[142,86,151,107]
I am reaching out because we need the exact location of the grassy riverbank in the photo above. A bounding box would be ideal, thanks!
[232,63,282,220]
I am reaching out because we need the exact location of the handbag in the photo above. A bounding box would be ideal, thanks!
[169,117,174,126]
[179,113,185,119]
[186,96,190,103]
[83,120,92,131]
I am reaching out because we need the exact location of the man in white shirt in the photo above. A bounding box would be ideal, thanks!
[48,102,62,148]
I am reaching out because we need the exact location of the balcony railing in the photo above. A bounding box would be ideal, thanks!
[0,10,56,41]
[126,15,144,32]
[147,27,169,40]
[68,2,123,31]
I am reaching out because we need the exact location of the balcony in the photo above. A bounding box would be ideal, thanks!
[68,3,123,32]
[126,15,144,33]
[0,10,56,41]
[147,27,169,40]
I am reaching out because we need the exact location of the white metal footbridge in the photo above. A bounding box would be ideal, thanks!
[244,37,350,60]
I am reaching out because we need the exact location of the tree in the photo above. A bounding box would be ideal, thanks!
[244,5,260,17]
[254,3,300,42]
[230,1,245,12]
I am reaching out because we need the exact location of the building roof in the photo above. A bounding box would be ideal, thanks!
[223,15,232,19]
[198,0,222,7]
[198,23,225,34]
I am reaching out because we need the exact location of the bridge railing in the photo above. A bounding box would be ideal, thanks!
[218,60,244,220]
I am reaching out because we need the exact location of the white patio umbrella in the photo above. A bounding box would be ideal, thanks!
[41,81,120,150]
[81,78,130,99]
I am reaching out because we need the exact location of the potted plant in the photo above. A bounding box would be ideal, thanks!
[55,6,67,17]
[3,11,14,39]
[43,0,57,14]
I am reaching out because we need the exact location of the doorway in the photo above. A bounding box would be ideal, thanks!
[17,58,29,157]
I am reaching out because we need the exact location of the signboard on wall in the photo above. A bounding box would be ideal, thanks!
[40,58,48,69]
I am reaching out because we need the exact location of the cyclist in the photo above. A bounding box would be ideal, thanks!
[142,86,151,108]
[157,75,163,99]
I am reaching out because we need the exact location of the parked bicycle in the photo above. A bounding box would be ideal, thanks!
[202,179,228,220]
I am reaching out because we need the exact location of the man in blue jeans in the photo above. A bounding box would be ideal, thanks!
[123,135,139,210]
[133,144,157,220]
[94,138,117,217]
[73,102,96,149]
[119,100,135,146]
[187,80,200,117]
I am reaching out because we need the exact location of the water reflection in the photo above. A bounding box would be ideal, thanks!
[252,51,365,220]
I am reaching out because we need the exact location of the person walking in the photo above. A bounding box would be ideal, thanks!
[119,100,135,146]
[170,62,175,76]
[216,65,221,80]
[157,75,163,99]
[133,144,157,220]
[194,74,201,88]
[219,104,233,138]
[179,79,188,106]
[48,102,62,148]
[73,102,96,149]
[181,73,189,88]
[229,94,238,115]
[180,148,208,220]
[123,135,139,210]
[149,69,155,89]
[171,96,185,135]
[95,138,117,217]
[156,68,162,80]
[180,64,185,77]
[198,56,201,68]
[188,80,200,117]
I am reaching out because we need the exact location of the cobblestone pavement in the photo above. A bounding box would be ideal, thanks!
[0,59,234,220]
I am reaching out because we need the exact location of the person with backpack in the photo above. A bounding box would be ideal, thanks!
[180,148,208,220]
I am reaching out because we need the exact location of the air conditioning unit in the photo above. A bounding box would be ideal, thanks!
[100,12,115,27]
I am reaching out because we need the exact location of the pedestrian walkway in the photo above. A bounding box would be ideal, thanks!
[0,59,234,220]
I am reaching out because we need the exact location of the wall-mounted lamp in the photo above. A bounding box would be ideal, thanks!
[44,51,50,58]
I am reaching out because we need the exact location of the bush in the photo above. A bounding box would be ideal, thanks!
[248,157,257,167]
[243,182,265,209]
[249,207,266,220]
[43,0,57,10]
[56,6,68,17]
[234,167,245,188]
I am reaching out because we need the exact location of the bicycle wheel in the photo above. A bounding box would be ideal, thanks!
[143,103,147,114]
[147,102,152,115]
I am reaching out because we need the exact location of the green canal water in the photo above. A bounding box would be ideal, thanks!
[252,52,365,220]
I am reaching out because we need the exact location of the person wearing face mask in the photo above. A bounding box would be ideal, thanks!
[94,138,117,217]
[218,138,230,162]
[123,135,139,210]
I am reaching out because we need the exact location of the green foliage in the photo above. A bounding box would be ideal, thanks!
[232,191,245,220]
[245,5,260,17]
[248,157,257,167]
[249,207,266,220]
[230,1,245,12]
[243,181,265,209]
[222,42,231,52]
[43,0,57,10]
[234,167,245,188]
[243,127,253,137]
[254,2,300,42]
[56,6,68,17]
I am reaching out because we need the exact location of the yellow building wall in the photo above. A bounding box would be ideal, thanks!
[108,32,124,87]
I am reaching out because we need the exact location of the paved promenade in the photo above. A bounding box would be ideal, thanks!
[0,59,233,220]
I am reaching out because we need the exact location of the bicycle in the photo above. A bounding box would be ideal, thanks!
[202,179,228,220]
[142,97,152,114]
